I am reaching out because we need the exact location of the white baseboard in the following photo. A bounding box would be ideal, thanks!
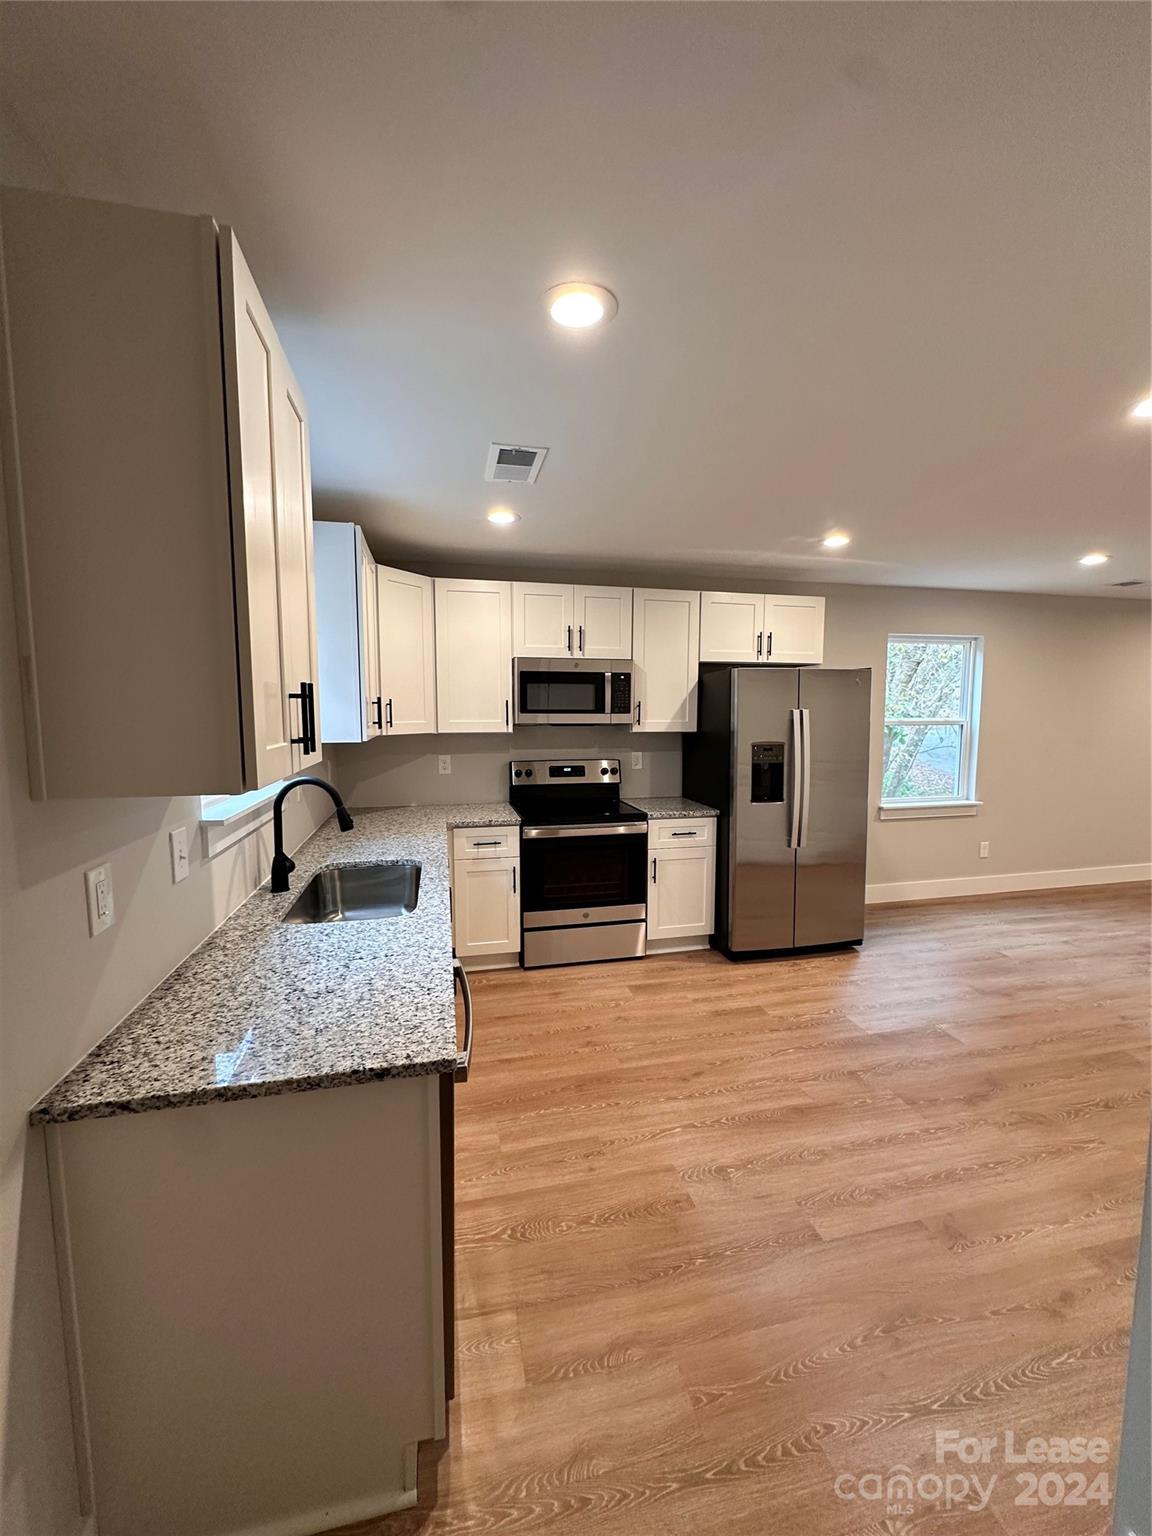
[866,863,1151,905]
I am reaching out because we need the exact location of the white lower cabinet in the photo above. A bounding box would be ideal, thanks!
[647,820,716,945]
[451,828,521,966]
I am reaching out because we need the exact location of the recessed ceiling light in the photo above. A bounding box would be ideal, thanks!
[1129,396,1152,419]
[486,506,520,526]
[822,532,851,549]
[545,283,619,329]
[1079,551,1110,566]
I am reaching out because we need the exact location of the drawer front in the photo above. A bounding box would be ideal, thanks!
[452,826,519,860]
[650,817,715,848]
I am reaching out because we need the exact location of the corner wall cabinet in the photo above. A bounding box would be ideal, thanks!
[699,591,825,665]
[511,583,633,659]
[0,185,321,796]
[631,588,701,733]
[434,578,513,733]
[647,819,716,945]
[377,565,437,735]
[450,827,521,967]
[314,523,383,743]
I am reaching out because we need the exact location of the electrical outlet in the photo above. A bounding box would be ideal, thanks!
[85,863,115,936]
[169,826,190,883]
[438,755,452,775]
[631,752,643,770]
[979,840,990,859]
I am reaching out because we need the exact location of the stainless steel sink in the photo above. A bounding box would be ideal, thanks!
[281,862,421,923]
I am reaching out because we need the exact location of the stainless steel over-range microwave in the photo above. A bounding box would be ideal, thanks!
[513,657,634,726]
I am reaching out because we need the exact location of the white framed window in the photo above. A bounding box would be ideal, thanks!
[879,635,983,819]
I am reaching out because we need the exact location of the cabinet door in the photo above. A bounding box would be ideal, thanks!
[699,591,765,663]
[434,579,513,733]
[648,845,716,941]
[574,585,633,658]
[378,566,436,734]
[763,595,825,664]
[272,347,323,774]
[361,537,383,737]
[632,588,700,732]
[453,858,520,956]
[222,233,302,787]
[512,582,574,658]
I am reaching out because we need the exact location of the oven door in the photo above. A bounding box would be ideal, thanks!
[520,824,648,927]
[514,660,610,725]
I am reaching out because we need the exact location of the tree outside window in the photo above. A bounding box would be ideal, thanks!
[882,636,982,803]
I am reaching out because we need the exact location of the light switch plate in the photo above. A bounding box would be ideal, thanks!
[979,841,990,859]
[170,826,190,883]
[438,755,452,775]
[631,752,643,770]
[85,863,115,936]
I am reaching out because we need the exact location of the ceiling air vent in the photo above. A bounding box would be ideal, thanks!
[1111,579,1147,588]
[485,443,548,485]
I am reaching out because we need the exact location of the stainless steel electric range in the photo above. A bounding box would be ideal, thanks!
[509,758,648,969]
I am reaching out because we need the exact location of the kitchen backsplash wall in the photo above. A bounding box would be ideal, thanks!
[334,726,682,808]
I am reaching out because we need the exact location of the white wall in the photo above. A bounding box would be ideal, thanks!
[0,511,335,1536]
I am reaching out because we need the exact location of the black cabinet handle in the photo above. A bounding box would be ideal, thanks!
[372,696,383,730]
[512,866,517,894]
[578,624,584,654]
[386,697,394,729]
[566,624,573,654]
[505,698,510,728]
[290,681,317,755]
[766,631,773,658]
[651,856,657,883]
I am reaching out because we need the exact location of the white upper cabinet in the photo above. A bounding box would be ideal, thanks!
[699,590,825,664]
[512,582,575,658]
[434,578,513,733]
[0,187,321,796]
[762,595,825,663]
[314,523,380,743]
[631,588,701,733]
[699,591,766,664]
[574,585,633,658]
[512,582,632,659]
[378,565,437,735]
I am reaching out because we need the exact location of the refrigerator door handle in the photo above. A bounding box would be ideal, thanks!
[788,708,804,848]
[798,707,813,848]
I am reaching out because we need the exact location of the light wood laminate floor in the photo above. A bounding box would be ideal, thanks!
[349,886,1150,1536]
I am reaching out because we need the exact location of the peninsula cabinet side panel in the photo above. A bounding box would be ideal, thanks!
[48,1079,444,1536]
[0,186,243,798]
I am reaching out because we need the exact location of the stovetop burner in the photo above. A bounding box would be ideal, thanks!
[508,757,643,828]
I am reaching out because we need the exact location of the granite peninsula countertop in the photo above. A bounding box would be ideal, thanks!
[30,803,520,1127]
[628,797,719,819]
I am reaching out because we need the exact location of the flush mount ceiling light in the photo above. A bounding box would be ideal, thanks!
[1129,396,1152,419]
[545,282,619,329]
[1079,551,1110,566]
[822,532,851,549]
[486,506,520,526]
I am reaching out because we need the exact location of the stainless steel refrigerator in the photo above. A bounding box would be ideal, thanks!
[683,666,872,956]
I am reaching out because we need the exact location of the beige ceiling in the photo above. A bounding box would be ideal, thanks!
[1,2,1148,597]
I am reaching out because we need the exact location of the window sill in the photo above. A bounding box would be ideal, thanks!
[878,800,982,821]
[200,782,287,857]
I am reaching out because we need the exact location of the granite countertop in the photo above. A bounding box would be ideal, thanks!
[629,796,719,819]
[30,803,519,1127]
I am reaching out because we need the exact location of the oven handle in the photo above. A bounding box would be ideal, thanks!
[521,823,648,840]
[453,961,473,1083]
